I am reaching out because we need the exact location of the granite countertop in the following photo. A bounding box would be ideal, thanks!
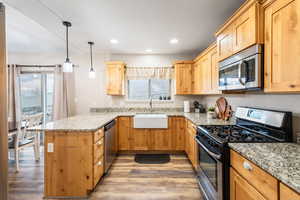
[28,111,235,132]
[229,143,300,194]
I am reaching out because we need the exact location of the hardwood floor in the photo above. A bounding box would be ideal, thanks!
[8,149,202,200]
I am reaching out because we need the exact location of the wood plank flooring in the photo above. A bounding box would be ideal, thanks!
[8,149,202,200]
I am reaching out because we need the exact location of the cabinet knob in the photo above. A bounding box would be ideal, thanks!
[97,161,102,166]
[243,161,253,171]
[97,140,102,145]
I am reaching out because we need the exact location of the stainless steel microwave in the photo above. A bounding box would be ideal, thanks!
[218,44,263,91]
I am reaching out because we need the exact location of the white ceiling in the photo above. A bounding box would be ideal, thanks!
[4,0,245,54]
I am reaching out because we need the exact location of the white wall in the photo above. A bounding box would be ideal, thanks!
[8,52,201,114]
[202,93,300,142]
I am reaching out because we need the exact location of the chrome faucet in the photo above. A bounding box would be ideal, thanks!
[149,96,153,111]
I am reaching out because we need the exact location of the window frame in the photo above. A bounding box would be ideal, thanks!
[126,79,173,102]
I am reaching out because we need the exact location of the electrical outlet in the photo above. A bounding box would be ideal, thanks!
[47,143,54,152]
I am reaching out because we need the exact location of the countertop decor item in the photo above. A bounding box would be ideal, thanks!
[207,107,216,119]
[216,97,232,121]
[184,101,190,113]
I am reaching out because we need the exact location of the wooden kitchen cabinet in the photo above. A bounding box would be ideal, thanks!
[264,0,300,92]
[130,128,151,150]
[230,168,267,200]
[280,183,300,200]
[174,61,193,95]
[185,120,198,169]
[193,43,221,95]
[216,0,264,61]
[106,61,125,95]
[230,150,278,200]
[44,129,105,198]
[171,117,186,151]
[118,117,132,150]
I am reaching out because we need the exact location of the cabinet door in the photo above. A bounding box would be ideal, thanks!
[217,25,233,61]
[280,183,300,200]
[152,128,172,150]
[131,129,150,150]
[210,48,220,94]
[193,61,202,94]
[118,117,131,150]
[171,117,186,151]
[106,63,125,95]
[175,63,193,94]
[201,55,212,94]
[230,168,267,200]
[232,4,257,53]
[265,0,300,92]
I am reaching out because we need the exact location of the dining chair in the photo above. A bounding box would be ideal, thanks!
[8,113,43,172]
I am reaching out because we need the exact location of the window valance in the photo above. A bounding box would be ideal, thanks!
[126,66,174,80]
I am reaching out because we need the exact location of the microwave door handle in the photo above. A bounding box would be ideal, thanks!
[238,60,247,86]
[195,137,222,160]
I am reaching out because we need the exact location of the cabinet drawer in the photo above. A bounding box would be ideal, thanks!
[93,157,104,187]
[94,128,104,143]
[94,138,104,164]
[230,150,278,200]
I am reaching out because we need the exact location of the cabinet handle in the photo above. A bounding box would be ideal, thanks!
[243,161,253,171]
[97,161,102,166]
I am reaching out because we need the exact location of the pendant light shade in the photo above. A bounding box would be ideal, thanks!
[88,41,96,79]
[62,21,73,73]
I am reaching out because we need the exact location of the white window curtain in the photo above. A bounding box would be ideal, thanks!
[126,66,174,80]
[7,64,21,131]
[52,65,75,120]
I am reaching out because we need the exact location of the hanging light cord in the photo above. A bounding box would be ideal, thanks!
[89,42,94,69]
[66,25,69,61]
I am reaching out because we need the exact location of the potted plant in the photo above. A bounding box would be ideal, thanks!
[207,106,216,119]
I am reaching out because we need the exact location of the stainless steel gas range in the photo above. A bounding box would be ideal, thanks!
[195,107,293,200]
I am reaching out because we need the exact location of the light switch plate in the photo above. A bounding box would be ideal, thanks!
[47,143,54,152]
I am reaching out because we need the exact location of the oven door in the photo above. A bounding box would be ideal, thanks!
[219,53,262,91]
[195,137,223,200]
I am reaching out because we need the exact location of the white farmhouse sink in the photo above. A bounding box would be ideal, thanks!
[133,114,168,129]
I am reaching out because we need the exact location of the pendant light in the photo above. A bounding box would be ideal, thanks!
[88,41,96,79]
[62,21,73,73]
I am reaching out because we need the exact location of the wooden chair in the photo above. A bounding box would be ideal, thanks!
[8,113,43,172]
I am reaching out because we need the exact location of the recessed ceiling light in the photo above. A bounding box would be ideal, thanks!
[110,39,119,44]
[170,38,179,44]
[145,49,153,52]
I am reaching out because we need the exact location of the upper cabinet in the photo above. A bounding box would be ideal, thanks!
[216,0,264,61]
[174,61,193,95]
[106,61,125,95]
[193,43,221,95]
[264,0,300,92]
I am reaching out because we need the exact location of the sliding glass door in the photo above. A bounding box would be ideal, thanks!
[19,73,54,123]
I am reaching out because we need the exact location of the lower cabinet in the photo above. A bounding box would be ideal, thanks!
[117,116,186,151]
[185,119,198,169]
[44,129,105,198]
[280,183,300,200]
[230,168,267,200]
[230,150,300,200]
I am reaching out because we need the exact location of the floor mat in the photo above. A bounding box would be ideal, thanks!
[134,154,170,164]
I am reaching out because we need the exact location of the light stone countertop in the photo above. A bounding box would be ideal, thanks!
[229,143,300,194]
[28,111,235,132]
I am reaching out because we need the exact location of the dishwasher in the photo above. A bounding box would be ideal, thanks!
[104,120,117,173]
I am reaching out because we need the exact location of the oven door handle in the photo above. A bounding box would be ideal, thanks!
[238,60,247,86]
[195,137,222,160]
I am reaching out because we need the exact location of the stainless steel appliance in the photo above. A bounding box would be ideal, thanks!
[219,44,263,91]
[196,107,293,200]
[104,120,117,173]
